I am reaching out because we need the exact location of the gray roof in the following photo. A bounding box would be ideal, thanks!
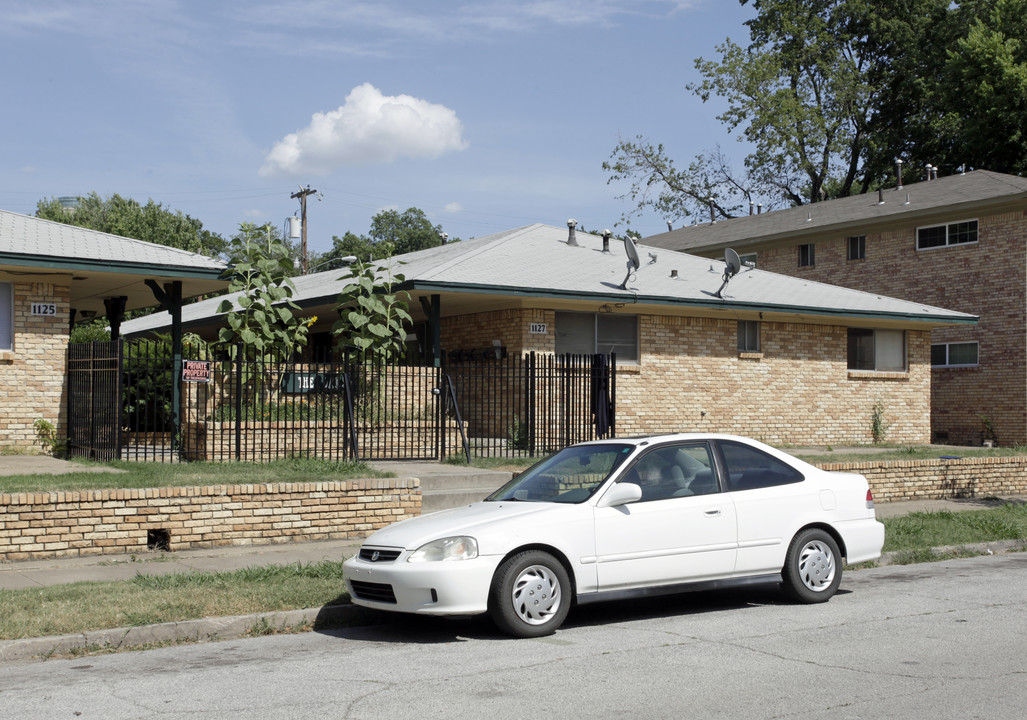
[644,170,1027,254]
[1,209,228,315]
[0,209,226,274]
[122,223,975,337]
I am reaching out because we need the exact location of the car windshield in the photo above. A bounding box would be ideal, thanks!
[486,443,635,503]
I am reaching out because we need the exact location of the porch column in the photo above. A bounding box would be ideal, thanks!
[145,280,183,451]
[418,294,443,367]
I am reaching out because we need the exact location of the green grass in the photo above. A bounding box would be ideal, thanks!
[0,561,349,641]
[797,444,1027,464]
[881,502,1027,554]
[0,457,390,494]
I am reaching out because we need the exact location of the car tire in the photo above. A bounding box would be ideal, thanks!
[781,528,842,603]
[489,550,571,638]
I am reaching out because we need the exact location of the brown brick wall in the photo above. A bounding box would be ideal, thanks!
[754,211,1027,444]
[0,280,70,450]
[442,309,931,445]
[0,478,420,561]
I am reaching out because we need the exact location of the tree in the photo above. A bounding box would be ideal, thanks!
[606,0,1027,224]
[369,208,445,256]
[217,223,309,357]
[36,192,226,258]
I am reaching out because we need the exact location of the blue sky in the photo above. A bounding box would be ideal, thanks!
[2,1,755,256]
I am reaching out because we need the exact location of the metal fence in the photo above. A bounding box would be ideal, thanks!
[66,340,616,463]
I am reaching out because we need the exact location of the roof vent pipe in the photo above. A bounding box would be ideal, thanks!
[749,201,754,215]
[601,229,612,253]
[757,203,763,214]
[670,269,678,278]
[926,163,933,181]
[666,220,673,232]
[896,159,903,189]
[709,201,716,224]
[440,232,448,245]
[566,219,578,246]
[878,188,885,205]
[933,166,939,181]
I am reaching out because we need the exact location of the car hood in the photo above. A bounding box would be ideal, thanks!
[360,501,573,552]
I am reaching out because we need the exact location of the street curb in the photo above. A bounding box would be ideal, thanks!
[875,538,1026,566]
[3,541,1024,664]
[0,603,363,665]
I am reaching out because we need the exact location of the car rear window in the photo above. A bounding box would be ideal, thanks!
[717,440,804,491]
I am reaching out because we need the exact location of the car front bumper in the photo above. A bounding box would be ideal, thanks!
[344,550,504,616]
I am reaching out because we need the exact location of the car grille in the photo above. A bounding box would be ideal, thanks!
[349,580,397,604]
[359,547,402,563]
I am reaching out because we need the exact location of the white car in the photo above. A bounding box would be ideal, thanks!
[344,434,884,637]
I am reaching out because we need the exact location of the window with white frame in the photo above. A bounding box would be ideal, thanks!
[916,220,978,250]
[737,320,760,352]
[0,282,12,350]
[798,243,815,267]
[931,341,979,367]
[555,312,638,362]
[847,328,906,371]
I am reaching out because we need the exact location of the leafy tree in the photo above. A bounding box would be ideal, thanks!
[36,192,226,258]
[217,223,309,357]
[369,207,445,256]
[331,260,412,362]
[606,0,1027,225]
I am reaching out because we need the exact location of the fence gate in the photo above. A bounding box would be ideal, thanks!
[66,341,123,461]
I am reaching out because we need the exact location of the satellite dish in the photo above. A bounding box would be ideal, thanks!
[625,237,640,270]
[715,248,742,298]
[619,237,641,289]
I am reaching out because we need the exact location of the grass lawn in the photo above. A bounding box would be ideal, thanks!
[790,444,1027,465]
[0,457,391,494]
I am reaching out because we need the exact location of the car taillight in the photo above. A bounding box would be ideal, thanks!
[866,489,875,509]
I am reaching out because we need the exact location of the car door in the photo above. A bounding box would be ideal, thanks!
[592,442,737,591]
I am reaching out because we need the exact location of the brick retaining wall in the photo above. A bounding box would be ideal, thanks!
[2,457,1025,562]
[819,456,1027,503]
[0,478,420,562]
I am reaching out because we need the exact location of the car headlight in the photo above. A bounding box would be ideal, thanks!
[408,536,478,563]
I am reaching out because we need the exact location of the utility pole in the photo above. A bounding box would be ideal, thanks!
[290,185,317,274]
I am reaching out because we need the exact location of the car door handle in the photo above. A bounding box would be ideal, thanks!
[704,508,722,517]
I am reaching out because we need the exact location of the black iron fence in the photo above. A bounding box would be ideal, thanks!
[66,340,616,463]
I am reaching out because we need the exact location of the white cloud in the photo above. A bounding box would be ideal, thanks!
[260,83,468,177]
[444,202,463,213]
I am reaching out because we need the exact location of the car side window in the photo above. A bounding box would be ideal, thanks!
[622,443,719,502]
[717,441,804,492]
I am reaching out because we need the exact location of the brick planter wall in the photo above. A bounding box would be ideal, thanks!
[0,478,419,562]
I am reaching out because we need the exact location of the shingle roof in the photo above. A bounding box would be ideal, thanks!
[644,170,1027,253]
[0,209,226,274]
[122,223,975,336]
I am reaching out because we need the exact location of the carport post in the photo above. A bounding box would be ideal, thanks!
[145,280,183,452]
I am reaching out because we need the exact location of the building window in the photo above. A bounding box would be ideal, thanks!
[847,328,906,371]
[0,282,12,350]
[798,243,815,267]
[737,320,760,352]
[555,312,638,362]
[739,253,757,268]
[931,341,979,368]
[916,220,978,250]
[847,235,866,260]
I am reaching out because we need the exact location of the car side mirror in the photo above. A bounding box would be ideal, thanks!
[598,482,642,508]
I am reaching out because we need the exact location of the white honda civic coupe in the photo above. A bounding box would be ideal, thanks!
[344,434,884,637]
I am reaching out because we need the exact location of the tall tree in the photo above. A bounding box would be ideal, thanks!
[36,192,226,258]
[369,207,445,256]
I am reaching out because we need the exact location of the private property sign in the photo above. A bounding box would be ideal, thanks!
[182,360,212,383]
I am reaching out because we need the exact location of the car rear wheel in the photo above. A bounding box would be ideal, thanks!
[489,550,570,638]
[782,528,842,603]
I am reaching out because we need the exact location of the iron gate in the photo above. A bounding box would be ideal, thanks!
[66,341,616,463]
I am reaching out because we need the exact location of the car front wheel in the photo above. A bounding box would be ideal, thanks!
[489,550,571,638]
[782,528,842,603]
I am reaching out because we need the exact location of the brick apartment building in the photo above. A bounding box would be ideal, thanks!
[645,169,1027,446]
[124,223,975,446]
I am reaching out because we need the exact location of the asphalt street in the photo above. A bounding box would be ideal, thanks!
[1,553,1024,719]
